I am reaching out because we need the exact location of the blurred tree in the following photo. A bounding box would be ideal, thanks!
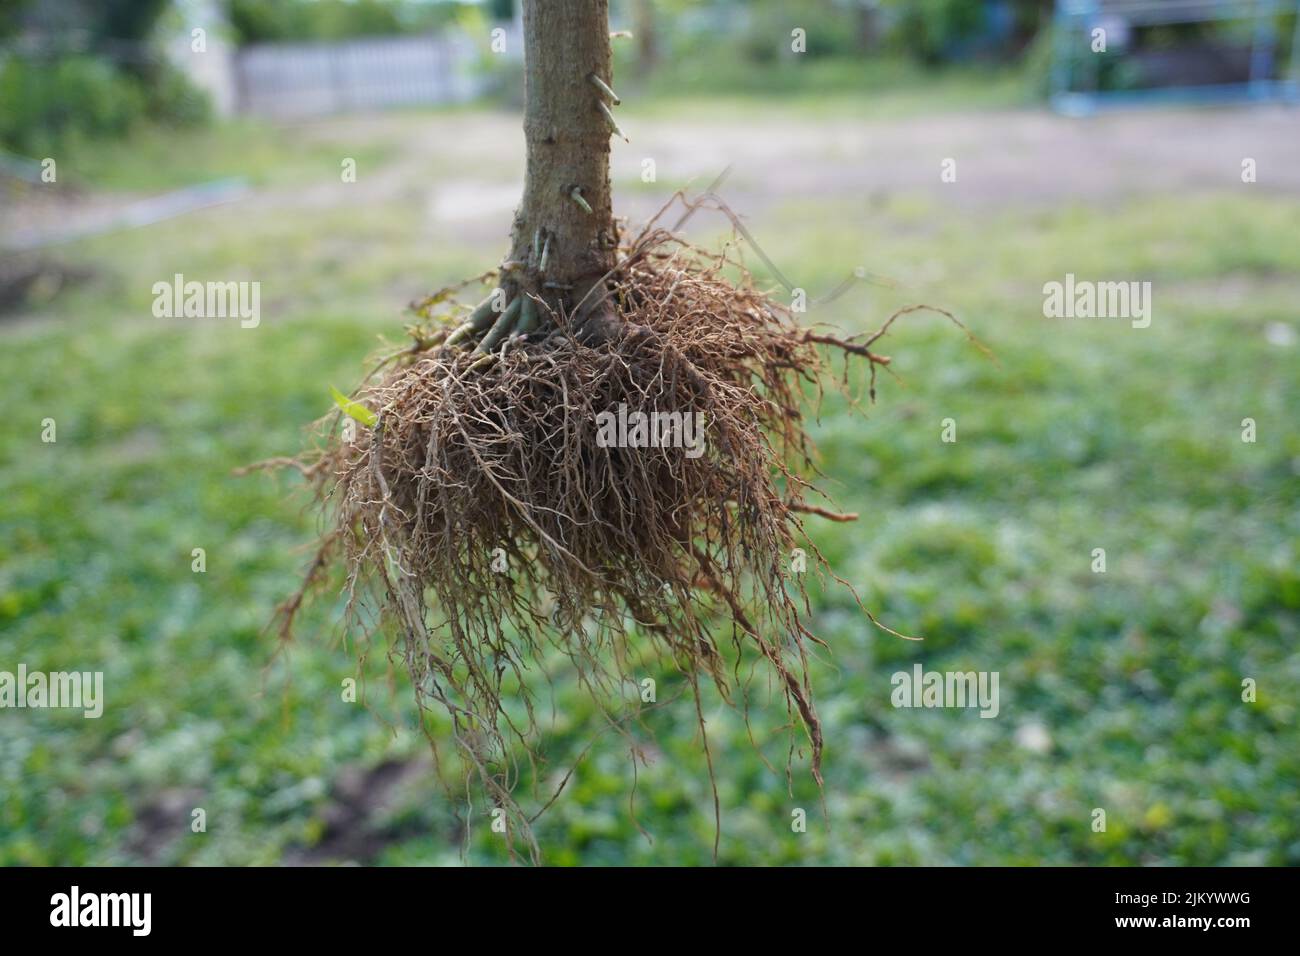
[94,0,171,43]
[851,0,883,54]
[0,0,208,155]
[632,0,659,74]
[0,0,171,52]
[225,0,470,43]
[883,0,983,64]
[0,0,29,40]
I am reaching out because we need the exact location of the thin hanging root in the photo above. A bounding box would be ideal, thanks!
[445,293,501,347]
[532,228,542,264]
[539,233,551,273]
[569,187,593,215]
[587,73,621,105]
[790,503,859,522]
[475,295,521,354]
[597,101,628,142]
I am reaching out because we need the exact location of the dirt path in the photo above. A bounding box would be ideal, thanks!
[621,105,1300,208]
[5,103,1297,256]
[318,102,1300,242]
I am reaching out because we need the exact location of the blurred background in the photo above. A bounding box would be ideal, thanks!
[2,0,1298,865]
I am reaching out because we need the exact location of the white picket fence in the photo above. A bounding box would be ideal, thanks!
[234,33,495,118]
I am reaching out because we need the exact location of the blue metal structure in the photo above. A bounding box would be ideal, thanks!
[1050,0,1300,114]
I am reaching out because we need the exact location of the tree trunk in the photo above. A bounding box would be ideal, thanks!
[508,0,617,312]
[634,0,659,75]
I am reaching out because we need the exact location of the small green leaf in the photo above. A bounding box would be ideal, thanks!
[330,386,377,427]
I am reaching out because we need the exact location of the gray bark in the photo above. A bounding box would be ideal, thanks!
[508,0,617,309]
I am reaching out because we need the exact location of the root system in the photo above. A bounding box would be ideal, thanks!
[262,194,974,861]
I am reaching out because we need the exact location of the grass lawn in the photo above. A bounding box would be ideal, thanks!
[1,96,1297,865]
